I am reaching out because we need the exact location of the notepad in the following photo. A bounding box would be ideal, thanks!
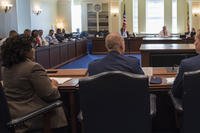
[166,77,175,84]
[50,77,72,84]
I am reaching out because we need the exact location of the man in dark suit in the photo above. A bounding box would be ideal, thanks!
[88,32,144,76]
[55,28,65,42]
[172,30,200,99]
[120,26,129,38]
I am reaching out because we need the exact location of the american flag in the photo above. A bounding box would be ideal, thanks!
[186,3,190,32]
[123,4,127,30]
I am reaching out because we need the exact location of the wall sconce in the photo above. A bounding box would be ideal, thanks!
[33,7,42,15]
[192,8,200,17]
[0,1,13,13]
[111,8,119,17]
[56,21,65,29]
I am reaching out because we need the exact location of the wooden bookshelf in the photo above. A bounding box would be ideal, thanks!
[87,3,109,33]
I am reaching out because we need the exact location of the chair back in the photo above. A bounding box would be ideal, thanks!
[182,70,200,133]
[0,83,12,133]
[79,71,151,133]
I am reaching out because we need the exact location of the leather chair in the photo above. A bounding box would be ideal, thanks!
[0,83,63,133]
[169,69,200,133]
[79,71,156,133]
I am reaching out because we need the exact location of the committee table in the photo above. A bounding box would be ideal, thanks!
[92,37,143,54]
[48,67,177,133]
[143,37,184,44]
[140,43,196,67]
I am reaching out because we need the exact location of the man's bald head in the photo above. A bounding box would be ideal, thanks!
[105,32,125,54]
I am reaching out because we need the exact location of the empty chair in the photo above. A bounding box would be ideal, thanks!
[79,71,156,133]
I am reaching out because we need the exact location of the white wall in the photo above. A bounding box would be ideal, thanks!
[57,0,71,32]
[109,1,121,32]
[0,0,58,37]
[30,0,57,36]
[164,0,172,33]
[16,0,31,34]
[177,0,187,33]
[0,0,18,37]
[0,13,6,37]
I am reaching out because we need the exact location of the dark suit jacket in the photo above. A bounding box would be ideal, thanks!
[55,33,65,42]
[120,31,129,38]
[88,51,144,76]
[172,54,200,98]
[0,83,11,133]
[190,31,196,38]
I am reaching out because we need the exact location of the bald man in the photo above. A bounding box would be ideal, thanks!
[88,32,144,76]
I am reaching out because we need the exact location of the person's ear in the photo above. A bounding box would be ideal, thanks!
[26,48,35,61]
[119,41,125,54]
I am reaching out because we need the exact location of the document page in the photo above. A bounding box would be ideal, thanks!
[166,77,175,84]
[50,77,72,84]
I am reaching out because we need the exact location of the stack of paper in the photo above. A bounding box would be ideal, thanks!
[166,77,175,84]
[50,77,72,84]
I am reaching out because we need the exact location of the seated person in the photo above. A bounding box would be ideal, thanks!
[71,28,81,39]
[76,28,81,37]
[103,30,110,38]
[61,28,72,40]
[9,30,18,38]
[190,27,196,38]
[45,29,59,44]
[95,31,104,38]
[1,36,68,132]
[38,29,49,46]
[159,26,171,37]
[65,33,73,40]
[0,30,18,46]
[55,28,65,42]
[171,30,200,99]
[95,30,109,38]
[88,32,144,76]
[31,29,41,48]
[20,29,32,38]
[62,28,68,38]
[80,31,88,38]
[120,25,129,38]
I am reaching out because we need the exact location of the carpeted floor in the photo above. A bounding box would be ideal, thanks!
[59,54,141,69]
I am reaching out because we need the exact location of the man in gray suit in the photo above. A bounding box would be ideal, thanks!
[172,30,200,99]
[1,36,67,132]
[88,32,144,76]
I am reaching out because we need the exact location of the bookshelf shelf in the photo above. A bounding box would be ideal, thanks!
[87,3,109,34]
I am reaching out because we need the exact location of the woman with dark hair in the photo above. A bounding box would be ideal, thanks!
[0,30,18,46]
[1,36,68,132]
[31,29,41,48]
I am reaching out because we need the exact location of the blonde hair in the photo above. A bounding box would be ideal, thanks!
[105,32,124,52]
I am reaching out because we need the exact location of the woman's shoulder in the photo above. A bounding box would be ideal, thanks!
[21,59,44,71]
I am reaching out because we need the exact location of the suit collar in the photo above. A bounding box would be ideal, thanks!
[108,51,121,55]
